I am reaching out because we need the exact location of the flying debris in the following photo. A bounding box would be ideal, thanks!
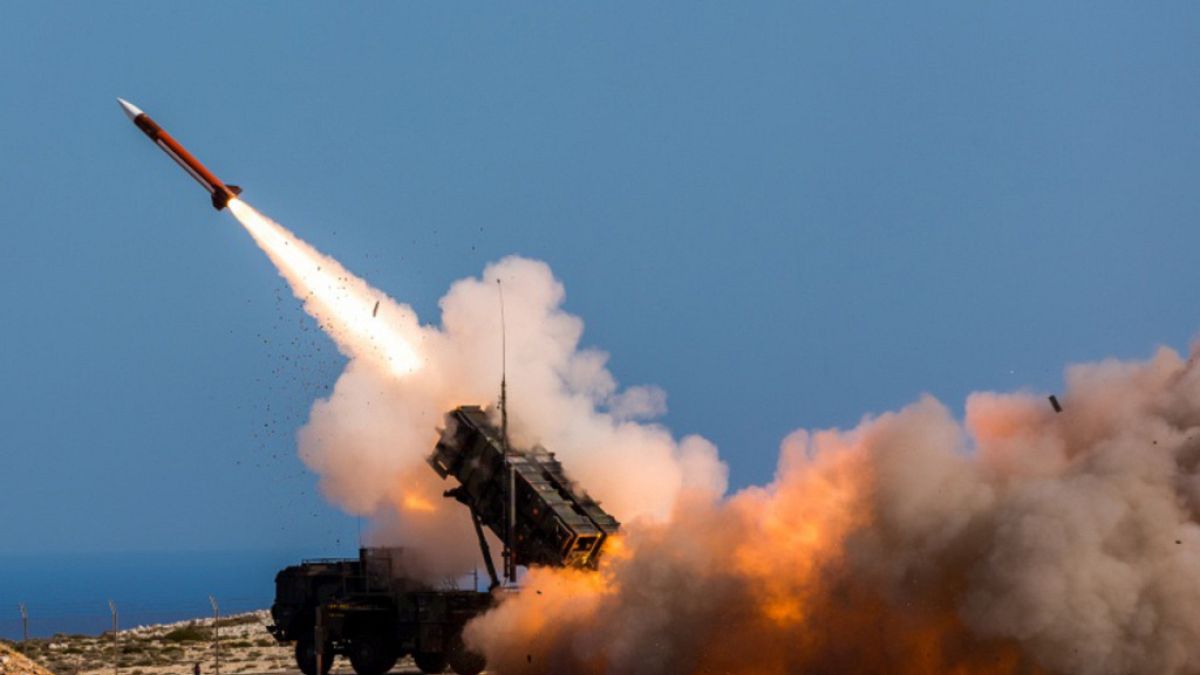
[1048,394,1063,413]
[372,300,380,318]
[117,98,243,210]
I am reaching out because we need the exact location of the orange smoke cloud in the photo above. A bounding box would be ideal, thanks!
[469,352,1200,675]
[467,403,1036,674]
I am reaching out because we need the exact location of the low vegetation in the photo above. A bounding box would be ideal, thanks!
[11,610,438,674]
[10,610,297,675]
[162,623,210,643]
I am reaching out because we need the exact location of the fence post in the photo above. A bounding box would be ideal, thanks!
[209,595,220,675]
[108,600,118,675]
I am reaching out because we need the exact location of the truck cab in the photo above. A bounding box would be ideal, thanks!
[268,548,490,675]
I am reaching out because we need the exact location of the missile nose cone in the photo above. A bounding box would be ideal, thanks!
[117,97,144,121]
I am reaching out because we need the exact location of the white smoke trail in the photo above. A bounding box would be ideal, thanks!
[228,200,421,377]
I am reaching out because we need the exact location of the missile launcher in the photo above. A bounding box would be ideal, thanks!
[269,406,619,674]
[429,405,620,572]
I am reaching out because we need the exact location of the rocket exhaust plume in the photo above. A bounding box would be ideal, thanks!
[227,200,421,376]
[227,199,1200,674]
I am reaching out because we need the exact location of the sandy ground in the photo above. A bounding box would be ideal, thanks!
[2,610,446,675]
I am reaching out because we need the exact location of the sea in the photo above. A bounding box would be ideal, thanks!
[0,550,324,640]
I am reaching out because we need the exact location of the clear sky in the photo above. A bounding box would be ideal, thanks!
[2,3,1199,554]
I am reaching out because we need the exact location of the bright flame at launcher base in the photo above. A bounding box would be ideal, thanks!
[226,199,422,377]
[401,492,437,513]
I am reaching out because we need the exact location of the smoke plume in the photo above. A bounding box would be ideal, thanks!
[230,200,1200,674]
[228,200,725,576]
[466,350,1200,675]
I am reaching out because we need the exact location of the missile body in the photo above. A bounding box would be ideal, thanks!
[118,98,242,211]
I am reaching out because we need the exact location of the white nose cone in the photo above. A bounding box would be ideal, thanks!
[117,97,144,121]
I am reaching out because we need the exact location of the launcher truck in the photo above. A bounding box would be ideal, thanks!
[429,404,620,584]
[268,405,620,675]
[268,547,489,675]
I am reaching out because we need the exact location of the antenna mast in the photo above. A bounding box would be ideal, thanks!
[498,279,517,584]
[498,279,508,458]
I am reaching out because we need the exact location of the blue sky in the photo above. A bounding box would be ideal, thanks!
[2,3,1199,554]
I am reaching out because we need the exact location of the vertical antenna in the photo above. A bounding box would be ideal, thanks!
[498,279,508,455]
[497,279,517,584]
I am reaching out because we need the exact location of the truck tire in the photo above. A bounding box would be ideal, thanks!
[295,638,334,675]
[348,637,398,675]
[413,652,448,673]
[447,634,486,675]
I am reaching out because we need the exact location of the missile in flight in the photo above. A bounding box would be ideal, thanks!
[117,98,242,211]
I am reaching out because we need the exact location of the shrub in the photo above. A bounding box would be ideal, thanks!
[213,615,259,629]
[163,624,210,642]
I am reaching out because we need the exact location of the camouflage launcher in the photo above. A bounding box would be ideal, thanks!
[428,405,620,570]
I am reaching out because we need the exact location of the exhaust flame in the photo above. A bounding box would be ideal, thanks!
[400,491,437,513]
[228,199,421,376]
[227,200,1200,674]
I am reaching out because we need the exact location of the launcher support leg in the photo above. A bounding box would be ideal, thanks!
[471,507,501,590]
[445,486,502,590]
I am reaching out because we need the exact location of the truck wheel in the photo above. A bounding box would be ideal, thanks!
[448,646,486,675]
[348,637,397,675]
[295,638,334,675]
[413,652,448,674]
